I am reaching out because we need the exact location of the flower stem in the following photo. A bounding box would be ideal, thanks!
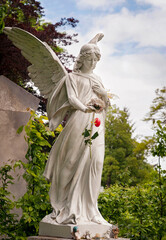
[90,112,95,159]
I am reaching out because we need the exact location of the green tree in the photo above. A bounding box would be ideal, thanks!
[102,105,154,186]
[152,121,166,159]
[144,87,166,126]
[151,121,166,240]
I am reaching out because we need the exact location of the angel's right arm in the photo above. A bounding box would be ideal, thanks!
[66,75,87,112]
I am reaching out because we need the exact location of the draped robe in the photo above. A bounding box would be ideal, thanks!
[44,72,108,224]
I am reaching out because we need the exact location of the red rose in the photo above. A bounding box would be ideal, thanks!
[94,118,101,127]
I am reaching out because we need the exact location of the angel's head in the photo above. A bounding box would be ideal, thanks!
[73,44,101,73]
[73,33,104,73]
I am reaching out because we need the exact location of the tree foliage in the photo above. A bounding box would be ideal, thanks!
[150,121,166,240]
[15,110,58,236]
[0,0,79,83]
[98,174,166,240]
[152,121,166,159]
[102,105,154,187]
[0,163,19,239]
[144,87,166,126]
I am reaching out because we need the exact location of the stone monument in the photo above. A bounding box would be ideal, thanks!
[4,27,129,240]
[0,75,40,216]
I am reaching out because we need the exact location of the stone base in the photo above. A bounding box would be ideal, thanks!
[28,237,130,240]
[39,214,113,239]
[39,221,112,239]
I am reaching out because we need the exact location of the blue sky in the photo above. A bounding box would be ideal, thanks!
[39,0,152,33]
[39,0,166,168]
[39,0,166,58]
[40,0,151,20]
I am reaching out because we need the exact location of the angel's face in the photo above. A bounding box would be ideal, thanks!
[81,53,98,73]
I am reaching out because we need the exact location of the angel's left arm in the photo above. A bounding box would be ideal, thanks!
[92,81,108,103]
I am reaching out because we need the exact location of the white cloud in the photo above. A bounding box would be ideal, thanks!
[137,0,166,9]
[76,0,125,10]
[97,53,166,87]
[88,7,166,52]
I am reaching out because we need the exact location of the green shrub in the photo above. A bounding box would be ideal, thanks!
[98,176,166,240]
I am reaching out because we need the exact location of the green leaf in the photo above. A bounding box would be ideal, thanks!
[91,131,99,139]
[85,139,90,145]
[29,206,33,212]
[84,128,90,137]
[17,125,24,134]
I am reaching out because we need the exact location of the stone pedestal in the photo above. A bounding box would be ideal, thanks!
[39,222,112,239]
[39,214,113,239]
[28,237,130,240]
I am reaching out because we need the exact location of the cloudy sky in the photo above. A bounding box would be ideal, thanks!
[39,0,166,167]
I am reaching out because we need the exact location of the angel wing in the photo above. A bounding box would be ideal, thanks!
[4,27,67,98]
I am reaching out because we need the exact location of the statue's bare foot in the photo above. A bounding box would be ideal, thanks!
[91,216,103,224]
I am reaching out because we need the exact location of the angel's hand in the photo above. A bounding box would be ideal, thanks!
[95,107,103,113]
[85,106,96,113]
[85,106,104,113]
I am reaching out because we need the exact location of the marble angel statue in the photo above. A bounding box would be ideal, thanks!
[4,27,110,225]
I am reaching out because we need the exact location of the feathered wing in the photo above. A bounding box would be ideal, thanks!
[4,27,67,98]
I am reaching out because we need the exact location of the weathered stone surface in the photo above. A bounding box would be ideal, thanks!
[38,216,130,239]
[0,75,40,216]
[0,76,39,169]
[28,237,69,240]
[0,75,39,112]
[28,237,130,240]
[39,221,112,239]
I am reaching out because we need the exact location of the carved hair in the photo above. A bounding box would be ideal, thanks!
[73,44,101,72]
[73,33,104,73]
